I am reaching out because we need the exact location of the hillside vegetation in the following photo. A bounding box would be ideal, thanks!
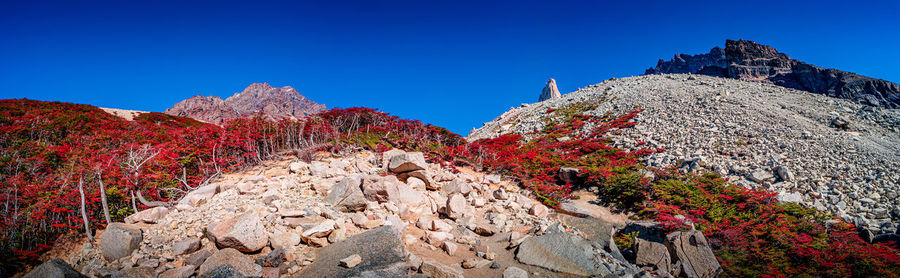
[3,97,899,277]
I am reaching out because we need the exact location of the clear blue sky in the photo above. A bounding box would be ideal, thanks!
[2,0,898,135]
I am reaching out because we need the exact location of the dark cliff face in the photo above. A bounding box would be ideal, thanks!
[645,46,727,76]
[165,83,326,124]
[646,39,900,108]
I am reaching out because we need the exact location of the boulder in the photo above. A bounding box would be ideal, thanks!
[666,230,722,278]
[776,191,802,204]
[558,215,618,249]
[159,265,196,278]
[324,175,368,212]
[396,182,424,206]
[101,223,143,262]
[483,174,501,184]
[747,170,774,183]
[515,232,610,276]
[300,219,336,240]
[269,232,301,250]
[200,264,246,278]
[124,206,169,224]
[773,165,794,182]
[261,189,279,205]
[387,152,427,173]
[288,161,309,175]
[442,179,473,196]
[529,203,549,217]
[23,258,85,278]
[179,183,219,207]
[340,254,362,268]
[361,175,401,203]
[635,238,672,273]
[442,241,458,255]
[380,149,407,171]
[114,267,156,278]
[420,261,464,278]
[558,167,581,185]
[502,266,529,278]
[173,237,202,255]
[208,212,268,253]
[445,193,467,219]
[299,226,409,277]
[186,246,216,266]
[872,233,900,247]
[254,248,286,267]
[492,189,509,200]
[397,170,433,189]
[198,248,262,278]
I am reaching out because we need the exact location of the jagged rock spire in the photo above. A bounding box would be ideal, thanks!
[539,78,561,102]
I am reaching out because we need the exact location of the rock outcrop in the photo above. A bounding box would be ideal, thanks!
[646,39,900,108]
[166,83,326,124]
[538,78,561,102]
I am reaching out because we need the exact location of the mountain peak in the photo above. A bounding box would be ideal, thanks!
[166,83,326,124]
[646,39,900,108]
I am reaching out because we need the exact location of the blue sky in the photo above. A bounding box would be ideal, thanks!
[2,0,899,135]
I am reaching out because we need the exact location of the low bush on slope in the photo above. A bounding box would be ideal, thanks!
[449,101,900,277]
[0,100,461,272]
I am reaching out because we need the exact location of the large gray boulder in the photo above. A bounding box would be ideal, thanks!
[198,248,262,277]
[207,212,268,253]
[387,152,427,173]
[324,175,368,212]
[23,258,85,278]
[299,226,408,277]
[101,223,143,262]
[635,238,672,273]
[515,231,610,276]
[666,230,722,278]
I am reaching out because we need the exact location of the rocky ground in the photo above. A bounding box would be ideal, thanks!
[25,149,720,277]
[469,73,900,235]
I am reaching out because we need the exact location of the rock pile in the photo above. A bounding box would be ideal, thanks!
[32,148,724,277]
[469,73,900,235]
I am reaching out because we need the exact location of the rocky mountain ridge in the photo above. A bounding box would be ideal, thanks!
[165,83,325,124]
[470,74,900,236]
[646,39,900,108]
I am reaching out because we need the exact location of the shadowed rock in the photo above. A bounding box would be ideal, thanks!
[299,226,408,277]
[23,258,85,278]
[515,231,610,276]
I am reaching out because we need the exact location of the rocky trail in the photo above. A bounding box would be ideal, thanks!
[25,149,716,277]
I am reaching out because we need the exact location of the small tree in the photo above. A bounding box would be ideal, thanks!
[122,144,161,210]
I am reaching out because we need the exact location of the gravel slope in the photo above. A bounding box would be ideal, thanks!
[469,74,900,234]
